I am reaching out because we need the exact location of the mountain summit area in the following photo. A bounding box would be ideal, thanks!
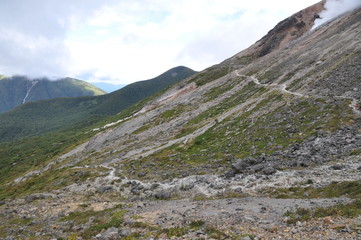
[0,76,106,113]
[0,1,361,239]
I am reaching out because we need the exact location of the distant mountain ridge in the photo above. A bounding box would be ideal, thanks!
[0,66,196,143]
[0,76,106,113]
[90,82,126,93]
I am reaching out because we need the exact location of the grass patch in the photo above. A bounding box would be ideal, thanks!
[189,220,206,228]
[271,181,361,199]
[203,76,244,102]
[257,67,282,83]
[191,65,229,86]
[133,104,190,134]
[205,226,230,239]
[160,227,189,238]
[61,207,126,239]
[285,200,361,224]
[0,166,104,200]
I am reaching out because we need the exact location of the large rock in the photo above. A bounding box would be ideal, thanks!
[96,227,120,240]
[232,157,257,173]
[97,186,113,194]
[25,194,46,203]
[262,167,277,175]
[154,191,171,200]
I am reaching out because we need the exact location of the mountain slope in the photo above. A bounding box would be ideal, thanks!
[0,76,106,113]
[90,82,126,93]
[0,3,360,240]
[0,66,196,143]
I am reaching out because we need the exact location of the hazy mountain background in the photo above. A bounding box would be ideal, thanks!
[0,76,105,113]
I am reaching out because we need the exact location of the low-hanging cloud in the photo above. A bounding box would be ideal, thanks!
[313,0,361,29]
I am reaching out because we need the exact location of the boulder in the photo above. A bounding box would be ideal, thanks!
[25,194,45,203]
[251,164,265,173]
[96,227,120,240]
[120,228,132,237]
[330,164,344,170]
[232,158,253,173]
[155,191,171,200]
[97,186,113,194]
[262,167,276,175]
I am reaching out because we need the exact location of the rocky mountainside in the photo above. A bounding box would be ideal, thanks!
[0,2,361,240]
[0,76,106,113]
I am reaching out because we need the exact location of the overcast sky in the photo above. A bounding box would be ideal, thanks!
[0,0,324,84]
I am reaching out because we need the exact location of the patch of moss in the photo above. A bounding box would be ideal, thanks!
[191,66,229,86]
[258,67,282,83]
[61,206,126,239]
[160,227,189,238]
[0,166,105,200]
[271,181,361,199]
[205,226,230,239]
[204,76,245,102]
[285,200,361,224]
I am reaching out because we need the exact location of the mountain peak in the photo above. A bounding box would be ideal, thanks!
[255,0,326,57]
[0,76,106,113]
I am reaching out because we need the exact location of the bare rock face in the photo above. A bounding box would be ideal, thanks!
[256,0,325,57]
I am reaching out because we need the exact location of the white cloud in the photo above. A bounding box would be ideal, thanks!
[0,0,320,84]
[313,0,361,29]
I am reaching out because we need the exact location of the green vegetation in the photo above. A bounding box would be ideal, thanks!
[61,207,126,239]
[190,65,229,86]
[277,181,361,224]
[271,181,361,199]
[0,66,196,143]
[177,81,266,138]
[204,226,231,239]
[258,67,282,83]
[0,164,105,200]
[203,77,242,102]
[57,210,235,240]
[0,129,91,186]
[285,200,361,224]
[124,88,353,180]
[160,227,190,238]
[133,104,191,134]
[0,76,106,113]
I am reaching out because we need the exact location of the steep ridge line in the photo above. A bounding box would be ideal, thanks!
[22,80,38,104]
[235,70,305,97]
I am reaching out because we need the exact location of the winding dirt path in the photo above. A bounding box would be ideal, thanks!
[235,70,361,115]
[235,70,305,97]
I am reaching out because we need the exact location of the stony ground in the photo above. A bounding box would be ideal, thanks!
[1,154,360,239]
